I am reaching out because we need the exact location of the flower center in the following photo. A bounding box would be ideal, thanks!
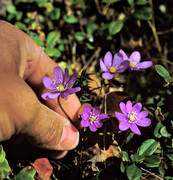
[128,112,137,123]
[130,61,136,67]
[109,66,116,73]
[89,115,96,124]
[56,84,65,92]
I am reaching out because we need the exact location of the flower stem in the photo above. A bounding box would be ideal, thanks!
[57,96,79,131]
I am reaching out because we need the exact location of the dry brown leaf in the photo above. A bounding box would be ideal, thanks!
[106,91,128,117]
[32,158,53,180]
[88,141,121,171]
[88,74,105,96]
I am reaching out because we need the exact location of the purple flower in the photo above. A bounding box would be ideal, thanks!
[100,51,129,80]
[119,49,153,71]
[115,100,151,135]
[41,66,81,100]
[81,104,108,132]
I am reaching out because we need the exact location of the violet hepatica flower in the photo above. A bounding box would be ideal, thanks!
[81,104,108,132]
[100,51,129,80]
[119,49,153,71]
[115,100,151,135]
[41,66,81,100]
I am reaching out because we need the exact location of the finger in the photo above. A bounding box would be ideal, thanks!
[0,74,79,151]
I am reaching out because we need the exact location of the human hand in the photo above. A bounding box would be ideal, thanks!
[0,20,80,159]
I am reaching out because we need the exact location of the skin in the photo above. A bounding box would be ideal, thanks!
[0,20,80,159]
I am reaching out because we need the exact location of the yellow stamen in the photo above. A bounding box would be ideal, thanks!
[129,115,135,122]
[89,116,96,124]
[57,84,65,92]
[130,61,136,67]
[109,66,116,73]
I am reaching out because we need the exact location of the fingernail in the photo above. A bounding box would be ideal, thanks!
[58,124,79,150]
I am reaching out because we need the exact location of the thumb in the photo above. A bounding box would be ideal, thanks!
[0,74,79,152]
[24,102,79,151]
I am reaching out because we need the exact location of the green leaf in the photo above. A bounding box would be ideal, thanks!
[136,0,148,5]
[143,155,161,167]
[32,36,44,47]
[6,5,17,14]
[134,7,152,20]
[131,153,145,162]
[154,122,163,138]
[45,48,61,57]
[138,139,158,157]
[166,154,173,161]
[160,126,171,138]
[86,42,95,50]
[108,20,124,35]
[102,0,120,3]
[0,145,11,179]
[63,14,78,24]
[126,132,134,143]
[0,145,6,163]
[50,8,61,20]
[14,167,36,180]
[74,32,85,41]
[120,162,125,173]
[46,31,60,48]
[122,151,130,162]
[127,0,134,6]
[155,65,171,83]
[126,164,142,180]
[86,23,98,35]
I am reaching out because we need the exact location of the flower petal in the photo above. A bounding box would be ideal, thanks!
[64,68,69,84]
[113,52,124,67]
[104,51,112,68]
[119,49,128,60]
[42,76,56,90]
[130,51,141,63]
[95,121,103,128]
[41,91,60,100]
[100,59,108,72]
[119,102,127,114]
[81,119,90,127]
[67,72,77,87]
[132,102,142,113]
[61,89,71,98]
[119,121,130,131]
[68,87,81,94]
[130,123,141,135]
[126,101,132,112]
[81,112,90,121]
[117,61,129,73]
[136,61,153,69]
[89,124,97,132]
[54,66,63,84]
[102,72,114,80]
[115,112,127,121]
[99,114,108,120]
[93,107,100,116]
[138,111,148,119]
[136,118,151,127]
[84,104,92,114]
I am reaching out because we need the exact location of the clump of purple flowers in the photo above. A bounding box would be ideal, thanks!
[119,49,153,71]
[100,51,129,80]
[41,66,81,100]
[81,104,108,132]
[115,100,151,135]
